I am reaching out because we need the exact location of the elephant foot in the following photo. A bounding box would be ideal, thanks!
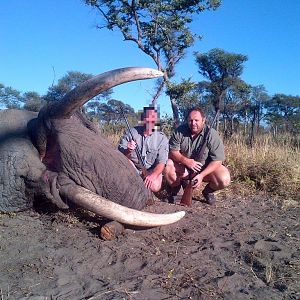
[100,221,125,241]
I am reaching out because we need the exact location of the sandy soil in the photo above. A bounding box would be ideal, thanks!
[0,191,299,300]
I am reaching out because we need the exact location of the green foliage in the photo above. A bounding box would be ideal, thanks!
[194,48,252,136]
[160,114,175,137]
[0,84,43,111]
[85,0,220,74]
[166,78,199,121]
[195,48,248,111]
[196,48,247,80]
[265,94,300,134]
[89,99,136,124]
[195,48,247,111]
[0,84,23,109]
[23,91,45,112]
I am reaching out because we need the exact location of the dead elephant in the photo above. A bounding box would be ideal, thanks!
[0,67,185,240]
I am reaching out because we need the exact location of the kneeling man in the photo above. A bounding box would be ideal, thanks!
[164,107,231,205]
[118,106,169,192]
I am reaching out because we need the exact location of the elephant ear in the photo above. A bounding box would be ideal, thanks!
[0,110,46,211]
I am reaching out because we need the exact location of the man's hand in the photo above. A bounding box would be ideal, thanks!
[127,140,137,152]
[144,172,157,190]
[191,173,204,189]
[185,158,203,173]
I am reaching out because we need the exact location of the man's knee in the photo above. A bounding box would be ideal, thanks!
[219,169,231,189]
[163,159,175,180]
[150,174,163,193]
[151,184,161,193]
[164,159,175,173]
[206,166,231,190]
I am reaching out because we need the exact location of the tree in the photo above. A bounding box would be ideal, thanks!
[0,84,44,111]
[222,82,250,137]
[166,78,199,122]
[248,85,269,145]
[84,0,221,125]
[0,84,23,109]
[23,91,44,112]
[44,71,114,122]
[195,48,248,119]
[85,89,113,121]
[265,94,300,134]
[98,99,135,124]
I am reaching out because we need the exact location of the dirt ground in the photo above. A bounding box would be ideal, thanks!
[0,190,299,300]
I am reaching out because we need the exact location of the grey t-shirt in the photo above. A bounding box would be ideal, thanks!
[118,126,169,170]
[169,124,225,166]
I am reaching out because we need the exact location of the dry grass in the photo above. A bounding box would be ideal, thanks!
[225,133,300,201]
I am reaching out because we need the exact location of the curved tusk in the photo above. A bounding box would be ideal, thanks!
[60,186,185,227]
[46,67,163,119]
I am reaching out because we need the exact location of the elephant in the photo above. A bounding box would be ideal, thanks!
[0,67,185,239]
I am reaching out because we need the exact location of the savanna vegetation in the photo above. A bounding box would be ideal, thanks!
[1,68,298,202]
[1,1,299,202]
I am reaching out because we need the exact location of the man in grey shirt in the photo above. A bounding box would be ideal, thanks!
[164,107,231,205]
[118,106,169,192]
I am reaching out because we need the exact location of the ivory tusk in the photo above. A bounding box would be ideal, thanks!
[60,186,185,227]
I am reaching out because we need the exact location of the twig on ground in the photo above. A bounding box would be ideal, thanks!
[87,288,139,300]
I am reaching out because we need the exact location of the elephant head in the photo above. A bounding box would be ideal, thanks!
[0,67,185,227]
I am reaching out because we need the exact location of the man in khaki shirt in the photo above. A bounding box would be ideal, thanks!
[118,106,169,193]
[164,107,231,205]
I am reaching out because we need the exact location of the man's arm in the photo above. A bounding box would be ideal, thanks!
[192,160,222,188]
[143,134,168,189]
[118,128,140,162]
[169,149,203,173]
[150,162,165,177]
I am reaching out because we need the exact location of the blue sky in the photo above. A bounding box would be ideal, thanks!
[1,0,299,115]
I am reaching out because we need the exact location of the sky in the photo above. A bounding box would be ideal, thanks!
[1,0,300,115]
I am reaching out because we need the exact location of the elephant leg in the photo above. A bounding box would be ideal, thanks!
[100,221,125,241]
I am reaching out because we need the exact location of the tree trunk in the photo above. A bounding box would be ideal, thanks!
[231,117,234,135]
[249,117,255,147]
[170,97,180,128]
[151,79,165,106]
[223,117,227,137]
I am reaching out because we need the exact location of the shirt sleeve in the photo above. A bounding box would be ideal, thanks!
[169,127,182,151]
[207,129,225,162]
[156,134,169,164]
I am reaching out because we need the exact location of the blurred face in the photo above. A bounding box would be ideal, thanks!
[143,109,157,134]
[188,110,206,135]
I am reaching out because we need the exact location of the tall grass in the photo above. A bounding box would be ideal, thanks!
[225,133,300,200]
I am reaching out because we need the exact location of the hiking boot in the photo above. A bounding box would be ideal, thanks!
[166,184,183,204]
[202,186,216,206]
